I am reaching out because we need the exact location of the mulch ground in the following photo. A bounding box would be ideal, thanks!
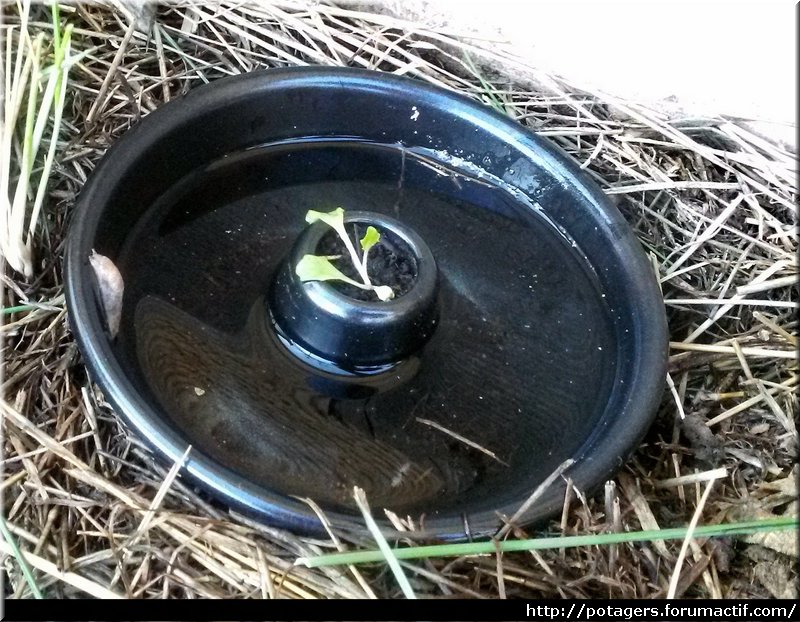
[2,1,796,599]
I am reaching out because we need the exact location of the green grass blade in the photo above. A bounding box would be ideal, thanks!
[30,37,59,174]
[0,515,43,598]
[51,1,61,50]
[29,23,73,241]
[2,304,36,315]
[298,516,798,568]
[11,34,43,212]
[463,51,507,115]
[7,30,46,276]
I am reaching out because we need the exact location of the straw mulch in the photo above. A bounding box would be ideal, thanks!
[2,1,797,600]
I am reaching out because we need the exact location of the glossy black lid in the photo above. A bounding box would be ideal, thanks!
[64,67,667,539]
[269,211,439,369]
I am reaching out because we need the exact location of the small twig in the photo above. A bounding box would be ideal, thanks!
[86,18,136,124]
[670,342,796,359]
[125,445,191,551]
[496,458,574,540]
[352,486,416,599]
[666,372,686,420]
[665,298,797,309]
[300,496,377,599]
[667,477,718,599]
[415,417,508,466]
[493,538,506,599]
[153,24,171,103]
[706,375,798,427]
[655,467,728,489]
[605,180,741,195]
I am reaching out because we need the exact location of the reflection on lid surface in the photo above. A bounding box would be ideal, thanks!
[116,139,618,517]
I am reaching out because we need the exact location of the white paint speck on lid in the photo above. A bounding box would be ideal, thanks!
[410,106,419,121]
[391,462,411,487]
[194,387,205,396]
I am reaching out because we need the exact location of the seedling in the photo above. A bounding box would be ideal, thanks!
[295,208,395,301]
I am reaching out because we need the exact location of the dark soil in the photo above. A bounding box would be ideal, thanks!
[315,223,417,301]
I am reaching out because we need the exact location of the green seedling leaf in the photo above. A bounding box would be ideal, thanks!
[295,254,362,287]
[296,256,395,301]
[305,207,345,231]
[373,285,395,301]
[360,226,381,252]
[305,208,372,286]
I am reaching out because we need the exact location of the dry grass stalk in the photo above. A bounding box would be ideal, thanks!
[496,459,574,540]
[655,468,728,489]
[667,477,719,599]
[1,0,796,600]
[415,417,508,466]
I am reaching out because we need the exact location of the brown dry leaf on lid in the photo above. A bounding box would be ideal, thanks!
[88,250,124,338]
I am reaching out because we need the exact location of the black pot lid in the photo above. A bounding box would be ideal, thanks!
[65,67,667,539]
